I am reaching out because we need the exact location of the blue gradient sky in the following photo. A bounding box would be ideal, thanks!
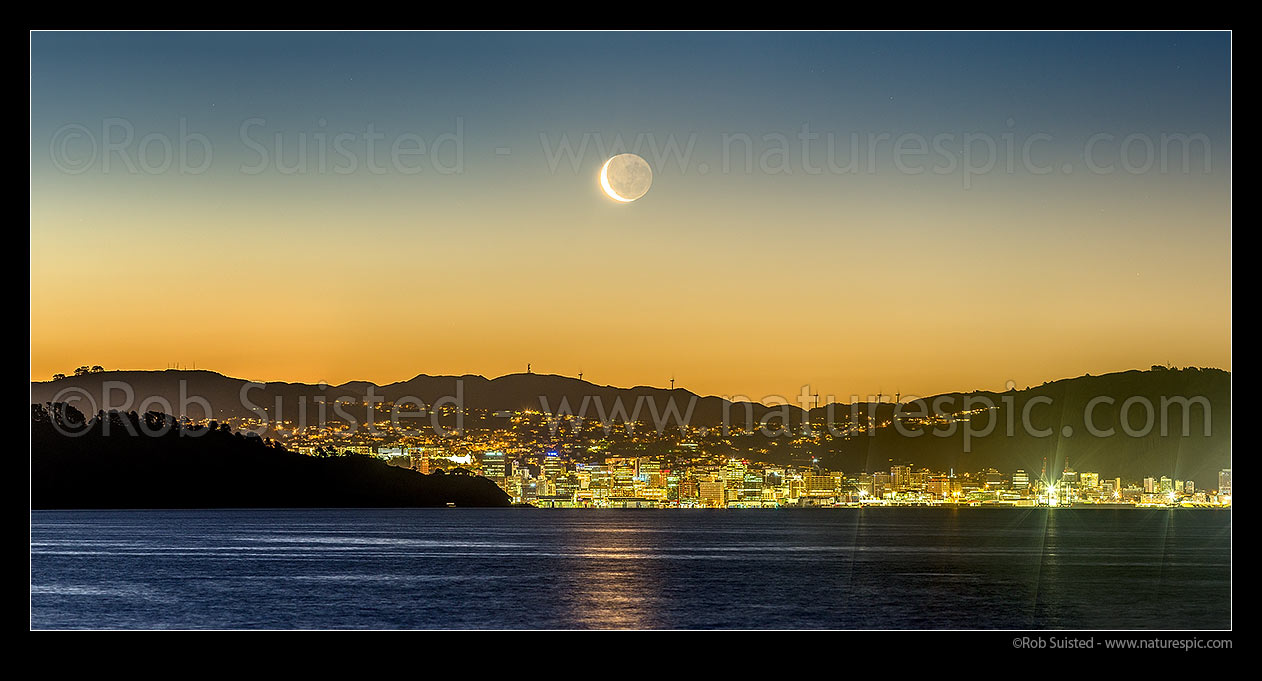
[30,31,1231,399]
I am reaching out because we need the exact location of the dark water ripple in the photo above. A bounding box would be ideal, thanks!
[30,508,1231,630]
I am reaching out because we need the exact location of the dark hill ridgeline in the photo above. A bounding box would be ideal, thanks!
[30,369,782,427]
[31,366,1231,487]
[31,404,510,509]
[826,368,1230,488]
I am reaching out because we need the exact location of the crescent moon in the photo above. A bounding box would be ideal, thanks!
[600,158,635,203]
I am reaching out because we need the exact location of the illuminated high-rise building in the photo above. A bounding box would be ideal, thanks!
[588,465,611,496]
[678,478,699,502]
[1218,469,1231,495]
[804,474,838,498]
[542,452,566,481]
[504,475,524,503]
[740,471,764,500]
[408,447,432,475]
[665,471,681,501]
[698,479,726,507]
[482,451,506,487]
[872,472,891,499]
[638,458,663,487]
[555,473,579,502]
[891,465,911,491]
[927,474,951,498]
[608,457,639,496]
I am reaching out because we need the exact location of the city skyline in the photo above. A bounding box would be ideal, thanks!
[31,363,1231,490]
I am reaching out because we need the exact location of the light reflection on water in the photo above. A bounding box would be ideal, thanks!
[31,508,1230,629]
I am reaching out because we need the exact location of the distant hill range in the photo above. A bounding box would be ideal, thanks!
[851,367,1230,490]
[31,366,1230,487]
[31,404,510,509]
[31,369,795,426]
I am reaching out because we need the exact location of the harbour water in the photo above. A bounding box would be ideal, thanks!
[30,507,1231,629]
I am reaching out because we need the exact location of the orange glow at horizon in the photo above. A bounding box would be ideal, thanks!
[29,171,1230,401]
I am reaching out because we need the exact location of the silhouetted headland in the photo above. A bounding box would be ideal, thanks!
[31,404,510,509]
